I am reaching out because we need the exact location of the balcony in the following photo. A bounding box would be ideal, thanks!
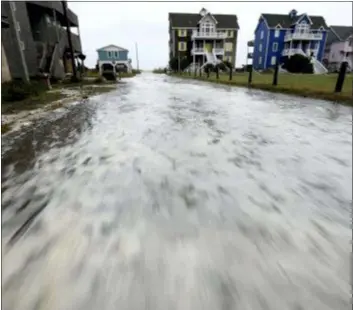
[284,31,323,42]
[282,48,318,57]
[192,30,227,40]
[213,48,224,55]
[191,47,224,56]
[191,47,205,55]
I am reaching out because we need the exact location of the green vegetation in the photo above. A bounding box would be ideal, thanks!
[172,72,353,105]
[153,68,166,74]
[282,54,314,74]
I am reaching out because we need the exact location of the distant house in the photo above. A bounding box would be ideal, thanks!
[323,26,353,72]
[168,8,240,71]
[248,9,329,74]
[96,44,132,74]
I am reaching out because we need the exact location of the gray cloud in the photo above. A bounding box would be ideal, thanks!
[68,1,352,69]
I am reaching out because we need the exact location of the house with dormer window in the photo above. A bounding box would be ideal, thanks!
[248,9,329,74]
[168,8,239,71]
[96,44,132,75]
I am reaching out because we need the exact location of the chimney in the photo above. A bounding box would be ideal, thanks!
[199,8,208,16]
[289,9,297,18]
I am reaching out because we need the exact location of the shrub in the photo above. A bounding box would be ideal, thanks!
[282,54,313,74]
[132,69,142,74]
[223,60,233,70]
[1,80,47,102]
[94,76,106,84]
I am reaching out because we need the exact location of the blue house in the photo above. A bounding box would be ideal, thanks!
[97,44,132,74]
[249,10,329,73]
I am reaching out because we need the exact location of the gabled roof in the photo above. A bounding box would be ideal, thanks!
[325,25,353,47]
[198,12,218,24]
[169,12,239,29]
[96,44,129,52]
[261,12,328,29]
[330,25,353,41]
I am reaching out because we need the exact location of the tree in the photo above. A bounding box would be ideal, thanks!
[169,57,179,72]
[180,57,190,71]
[282,54,313,74]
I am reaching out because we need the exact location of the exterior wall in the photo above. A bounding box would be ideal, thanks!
[253,18,269,70]
[266,28,286,68]
[98,50,128,61]
[1,43,12,82]
[327,40,353,70]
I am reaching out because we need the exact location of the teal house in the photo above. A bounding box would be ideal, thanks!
[97,44,132,74]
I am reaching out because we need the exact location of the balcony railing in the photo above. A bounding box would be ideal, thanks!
[191,47,205,55]
[284,31,323,42]
[282,48,319,57]
[192,30,227,40]
[213,48,224,55]
[191,47,224,55]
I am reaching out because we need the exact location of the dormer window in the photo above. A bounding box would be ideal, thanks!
[296,23,309,34]
[201,22,215,34]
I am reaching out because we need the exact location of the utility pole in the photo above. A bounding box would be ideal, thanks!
[62,0,78,81]
[135,42,139,71]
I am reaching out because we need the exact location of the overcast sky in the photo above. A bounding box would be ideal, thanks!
[68,1,352,69]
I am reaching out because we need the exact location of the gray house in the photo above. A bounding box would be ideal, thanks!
[168,8,240,70]
[1,1,84,82]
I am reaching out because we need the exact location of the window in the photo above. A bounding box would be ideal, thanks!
[259,43,262,52]
[225,42,233,52]
[178,29,187,37]
[272,42,278,52]
[178,42,186,51]
[45,15,51,24]
[296,23,309,34]
[107,51,112,58]
[348,39,353,47]
[260,31,264,39]
[201,22,215,34]
[227,30,233,38]
[259,56,262,64]
[271,56,277,65]
[274,29,280,38]
[114,51,118,58]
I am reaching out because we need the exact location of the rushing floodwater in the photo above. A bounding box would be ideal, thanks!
[2,73,352,310]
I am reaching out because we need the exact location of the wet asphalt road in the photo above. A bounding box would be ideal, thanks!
[1,73,352,310]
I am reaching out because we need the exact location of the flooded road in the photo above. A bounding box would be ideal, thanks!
[2,73,352,310]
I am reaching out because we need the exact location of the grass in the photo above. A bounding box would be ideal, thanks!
[173,72,353,105]
[2,92,68,114]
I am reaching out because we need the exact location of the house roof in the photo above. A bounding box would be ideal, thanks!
[325,25,353,48]
[169,12,239,29]
[96,44,129,52]
[261,13,328,29]
[330,25,353,41]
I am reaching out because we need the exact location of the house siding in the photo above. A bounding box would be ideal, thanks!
[253,18,268,70]
[266,29,286,67]
[98,50,128,61]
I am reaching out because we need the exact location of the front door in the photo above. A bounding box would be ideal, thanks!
[205,43,213,53]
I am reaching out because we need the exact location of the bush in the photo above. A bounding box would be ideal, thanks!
[94,76,106,84]
[132,69,142,74]
[203,63,215,73]
[216,62,227,72]
[1,80,47,102]
[282,54,313,74]
[223,60,233,70]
